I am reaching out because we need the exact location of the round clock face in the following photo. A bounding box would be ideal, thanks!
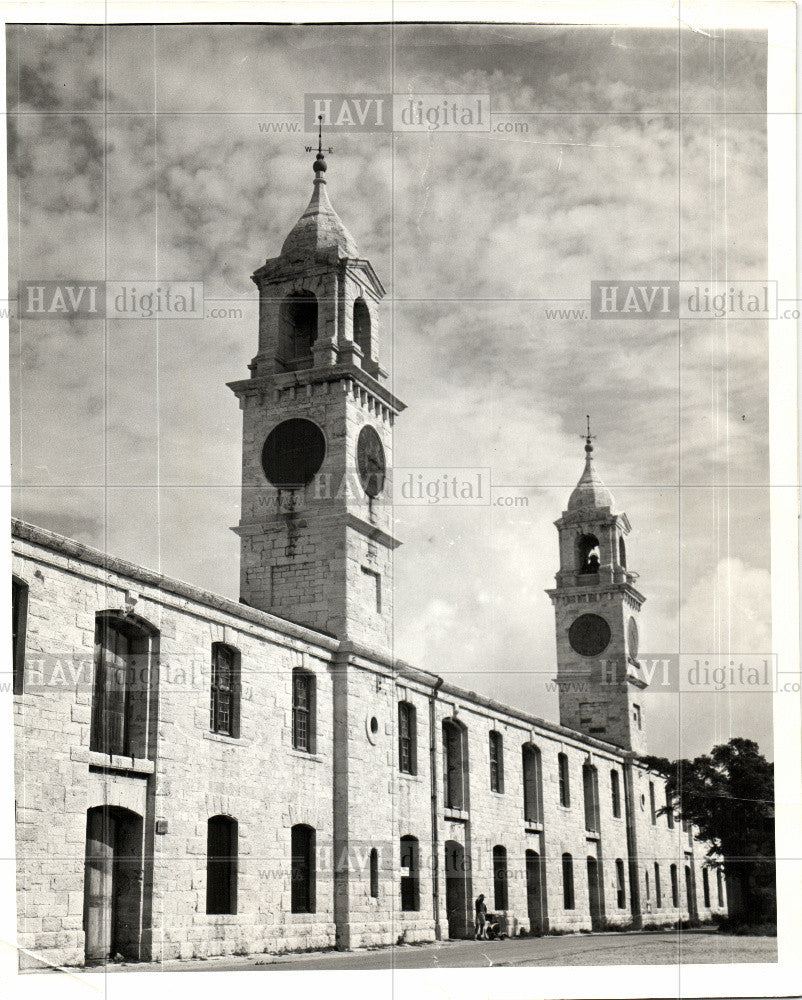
[357,425,386,497]
[628,617,639,659]
[262,418,325,488]
[568,613,611,658]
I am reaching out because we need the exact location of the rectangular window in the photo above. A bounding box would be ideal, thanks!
[522,744,543,823]
[398,701,417,774]
[583,763,599,833]
[12,578,28,696]
[292,669,315,753]
[649,781,656,825]
[632,703,642,729]
[558,752,570,808]
[654,862,662,908]
[489,730,504,793]
[666,788,675,829]
[703,868,711,908]
[210,643,239,737]
[670,864,679,907]
[717,869,724,906]
[443,721,465,810]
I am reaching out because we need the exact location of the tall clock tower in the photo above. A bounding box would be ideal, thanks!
[228,148,404,656]
[546,428,648,753]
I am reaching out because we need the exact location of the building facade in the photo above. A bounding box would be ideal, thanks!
[11,152,726,969]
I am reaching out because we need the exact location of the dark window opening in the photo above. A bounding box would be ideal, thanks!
[291,824,316,913]
[577,533,601,574]
[210,643,240,737]
[562,853,575,909]
[619,536,627,568]
[611,770,621,818]
[12,577,28,696]
[443,720,467,811]
[616,858,626,908]
[493,845,508,910]
[207,815,238,914]
[649,781,657,825]
[398,701,417,775]
[666,788,675,829]
[369,847,379,898]
[522,743,543,823]
[703,868,711,908]
[583,762,600,833]
[716,869,724,906]
[654,862,662,908]
[400,835,420,911]
[558,752,571,808]
[353,297,371,368]
[278,292,317,370]
[645,868,651,901]
[670,864,679,907]
[489,730,504,793]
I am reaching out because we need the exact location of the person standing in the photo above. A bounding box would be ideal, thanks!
[474,893,487,939]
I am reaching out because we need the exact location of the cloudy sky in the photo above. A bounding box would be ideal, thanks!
[7,22,773,759]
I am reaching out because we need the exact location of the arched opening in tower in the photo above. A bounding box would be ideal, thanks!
[278,291,318,370]
[353,297,371,367]
[576,533,600,574]
[619,535,627,568]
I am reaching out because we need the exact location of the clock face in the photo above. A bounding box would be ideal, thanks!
[568,613,611,658]
[628,617,639,659]
[357,425,386,497]
[262,418,325,488]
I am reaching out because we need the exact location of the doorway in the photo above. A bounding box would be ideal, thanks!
[83,806,144,962]
[525,849,545,935]
[444,840,469,938]
[586,855,604,930]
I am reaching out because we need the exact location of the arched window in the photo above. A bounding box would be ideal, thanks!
[278,291,318,370]
[522,743,543,823]
[353,297,371,366]
[577,533,600,574]
[654,862,662,908]
[649,781,657,825]
[207,815,238,914]
[619,536,627,568]
[644,867,651,902]
[400,835,420,911]
[291,824,316,913]
[583,762,600,833]
[369,847,379,898]
[489,730,504,793]
[90,611,157,759]
[716,868,724,906]
[615,858,626,908]
[398,701,417,774]
[561,853,575,909]
[292,668,316,753]
[210,643,240,737]
[670,863,679,907]
[493,845,508,910]
[610,769,621,818]
[702,868,710,908]
[558,752,571,808]
[443,719,467,811]
[12,576,28,696]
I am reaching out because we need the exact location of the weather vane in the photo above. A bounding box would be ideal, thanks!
[583,415,596,444]
[305,114,334,156]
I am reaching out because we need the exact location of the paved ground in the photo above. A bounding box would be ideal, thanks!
[83,929,776,973]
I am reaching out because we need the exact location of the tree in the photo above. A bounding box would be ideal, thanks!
[641,738,775,925]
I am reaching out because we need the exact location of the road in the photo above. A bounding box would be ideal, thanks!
[90,929,776,973]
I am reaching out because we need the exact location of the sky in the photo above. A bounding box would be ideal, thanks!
[6,22,774,760]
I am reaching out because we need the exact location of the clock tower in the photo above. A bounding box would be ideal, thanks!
[547,426,648,753]
[228,147,404,656]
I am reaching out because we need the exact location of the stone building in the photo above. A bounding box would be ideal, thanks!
[11,150,727,969]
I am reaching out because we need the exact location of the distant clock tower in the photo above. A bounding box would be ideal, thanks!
[546,426,648,753]
[228,147,404,656]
